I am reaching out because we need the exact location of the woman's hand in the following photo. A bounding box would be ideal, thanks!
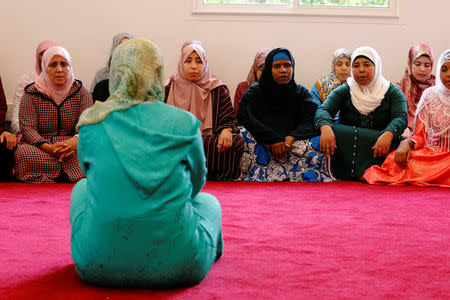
[39,143,59,157]
[217,128,233,152]
[284,136,296,150]
[373,131,394,158]
[394,139,412,168]
[53,137,78,162]
[319,125,336,157]
[270,142,287,160]
[0,131,17,150]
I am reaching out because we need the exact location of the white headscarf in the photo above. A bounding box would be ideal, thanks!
[347,46,390,115]
[413,49,450,152]
[434,49,450,106]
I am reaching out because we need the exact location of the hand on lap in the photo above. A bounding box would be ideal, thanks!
[319,125,336,157]
[373,131,393,158]
[217,128,233,152]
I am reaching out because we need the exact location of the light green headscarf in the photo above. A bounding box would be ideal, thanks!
[77,38,164,129]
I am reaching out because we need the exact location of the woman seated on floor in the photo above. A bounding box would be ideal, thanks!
[0,76,17,181]
[314,46,407,181]
[364,49,450,187]
[310,48,352,106]
[14,46,93,183]
[11,40,58,135]
[234,48,270,113]
[91,32,133,102]
[237,48,335,182]
[166,40,243,180]
[397,44,435,136]
[71,38,223,288]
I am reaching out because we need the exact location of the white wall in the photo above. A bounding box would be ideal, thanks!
[1,0,449,119]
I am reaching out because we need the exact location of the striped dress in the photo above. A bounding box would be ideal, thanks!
[14,80,93,183]
[166,84,244,180]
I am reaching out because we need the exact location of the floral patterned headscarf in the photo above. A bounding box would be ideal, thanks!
[316,48,351,103]
[77,38,164,129]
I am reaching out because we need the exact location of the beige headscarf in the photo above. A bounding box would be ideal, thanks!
[166,41,224,135]
[77,38,164,129]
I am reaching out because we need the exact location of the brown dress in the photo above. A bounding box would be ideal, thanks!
[166,84,244,180]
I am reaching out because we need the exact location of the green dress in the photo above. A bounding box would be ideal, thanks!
[70,39,222,288]
[314,83,407,180]
[70,102,223,288]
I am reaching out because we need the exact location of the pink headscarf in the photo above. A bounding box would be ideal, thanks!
[398,44,436,130]
[181,40,205,51]
[166,42,224,135]
[246,48,270,86]
[35,46,75,105]
[35,40,58,74]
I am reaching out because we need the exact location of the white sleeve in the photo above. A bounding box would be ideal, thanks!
[12,72,36,135]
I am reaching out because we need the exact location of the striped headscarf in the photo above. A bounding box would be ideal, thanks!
[316,48,351,103]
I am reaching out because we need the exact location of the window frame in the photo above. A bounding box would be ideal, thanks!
[191,0,399,20]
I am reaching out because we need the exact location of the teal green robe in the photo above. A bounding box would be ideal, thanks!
[314,83,407,180]
[70,102,223,288]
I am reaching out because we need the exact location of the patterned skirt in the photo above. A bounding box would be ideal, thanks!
[239,127,335,182]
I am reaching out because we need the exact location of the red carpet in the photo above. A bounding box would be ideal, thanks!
[0,181,449,299]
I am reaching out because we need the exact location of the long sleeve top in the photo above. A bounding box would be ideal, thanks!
[19,80,93,146]
[238,82,319,144]
[12,72,37,134]
[314,83,407,141]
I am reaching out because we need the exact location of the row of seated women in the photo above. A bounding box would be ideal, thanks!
[0,33,449,187]
[73,39,450,288]
[1,37,448,288]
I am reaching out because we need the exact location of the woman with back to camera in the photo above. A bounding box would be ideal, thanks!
[71,39,223,288]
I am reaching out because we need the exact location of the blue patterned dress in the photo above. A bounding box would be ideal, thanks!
[239,127,335,182]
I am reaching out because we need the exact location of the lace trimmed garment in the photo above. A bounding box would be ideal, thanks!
[364,49,450,187]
